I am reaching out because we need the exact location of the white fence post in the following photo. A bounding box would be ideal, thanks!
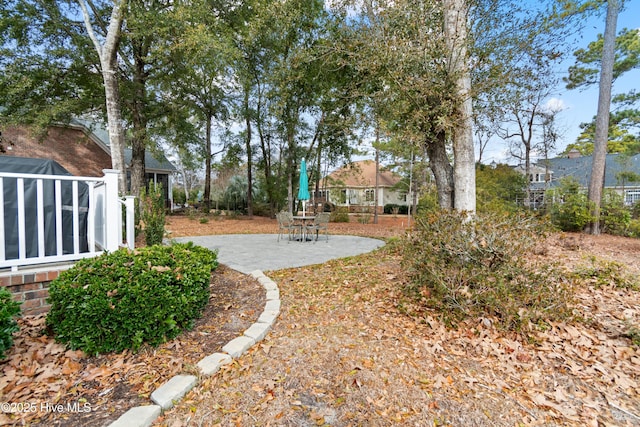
[102,169,122,252]
[125,196,136,250]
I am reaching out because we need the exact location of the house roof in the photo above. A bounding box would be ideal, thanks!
[70,118,176,173]
[1,120,175,176]
[530,153,640,190]
[2,125,113,177]
[323,160,401,188]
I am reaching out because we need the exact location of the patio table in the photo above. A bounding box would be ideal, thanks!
[293,216,315,241]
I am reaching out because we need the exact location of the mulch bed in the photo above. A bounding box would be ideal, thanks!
[0,265,265,426]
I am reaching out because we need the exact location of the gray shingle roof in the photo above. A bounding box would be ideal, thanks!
[71,118,176,172]
[530,153,640,190]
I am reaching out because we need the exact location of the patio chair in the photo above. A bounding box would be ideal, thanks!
[276,211,299,242]
[305,212,330,242]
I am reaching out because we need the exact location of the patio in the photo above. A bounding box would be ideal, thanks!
[172,233,386,274]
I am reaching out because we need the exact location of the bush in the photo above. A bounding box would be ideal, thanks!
[416,186,439,214]
[140,182,166,246]
[0,288,21,360]
[628,219,640,238]
[601,190,631,236]
[46,243,218,355]
[331,207,349,222]
[172,187,186,206]
[402,210,572,331]
[631,201,640,220]
[548,177,593,232]
[476,163,527,214]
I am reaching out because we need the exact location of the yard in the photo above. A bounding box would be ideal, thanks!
[1,213,639,426]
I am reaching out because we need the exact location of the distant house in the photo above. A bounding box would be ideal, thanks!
[518,152,640,207]
[1,119,176,208]
[320,160,409,213]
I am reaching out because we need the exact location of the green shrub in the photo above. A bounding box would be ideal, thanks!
[251,202,271,217]
[140,182,166,246]
[402,210,572,331]
[0,287,21,360]
[46,243,218,355]
[601,190,631,236]
[172,187,186,206]
[416,186,439,214]
[631,201,640,220]
[547,177,594,232]
[331,207,349,223]
[628,219,640,238]
[476,163,527,214]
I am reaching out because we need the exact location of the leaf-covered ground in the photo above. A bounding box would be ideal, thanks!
[157,215,639,426]
[1,214,639,426]
[0,264,265,426]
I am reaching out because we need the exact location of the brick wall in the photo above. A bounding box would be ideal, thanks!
[1,266,71,316]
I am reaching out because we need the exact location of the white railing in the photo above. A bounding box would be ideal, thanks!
[0,169,135,271]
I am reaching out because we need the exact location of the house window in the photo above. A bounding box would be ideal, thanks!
[530,173,545,183]
[625,190,640,206]
[365,189,375,202]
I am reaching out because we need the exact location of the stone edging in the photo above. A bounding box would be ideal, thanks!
[107,269,280,427]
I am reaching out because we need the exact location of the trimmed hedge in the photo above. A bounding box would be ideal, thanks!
[46,243,218,355]
[0,287,21,359]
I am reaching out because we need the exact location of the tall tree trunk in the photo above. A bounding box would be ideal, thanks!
[286,116,296,215]
[129,43,149,203]
[256,107,275,216]
[103,67,127,195]
[244,88,253,217]
[426,132,454,209]
[587,0,619,235]
[444,0,476,214]
[203,114,212,212]
[374,147,379,224]
[78,0,128,195]
[315,140,322,214]
[287,143,294,214]
[130,71,147,203]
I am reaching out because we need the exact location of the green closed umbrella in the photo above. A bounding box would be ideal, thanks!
[298,158,310,216]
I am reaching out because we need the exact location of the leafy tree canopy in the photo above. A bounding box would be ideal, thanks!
[565,26,640,153]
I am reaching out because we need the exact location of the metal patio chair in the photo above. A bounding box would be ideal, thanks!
[276,211,300,242]
[305,212,330,242]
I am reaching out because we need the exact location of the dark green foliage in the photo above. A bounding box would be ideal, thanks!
[0,288,21,360]
[46,243,218,355]
[415,186,439,214]
[476,163,527,214]
[547,177,594,232]
[173,187,187,206]
[141,182,166,246]
[600,190,631,236]
[402,210,572,332]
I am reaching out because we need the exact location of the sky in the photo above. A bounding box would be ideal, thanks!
[481,0,640,165]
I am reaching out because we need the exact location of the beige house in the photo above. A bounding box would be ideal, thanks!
[320,160,409,213]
